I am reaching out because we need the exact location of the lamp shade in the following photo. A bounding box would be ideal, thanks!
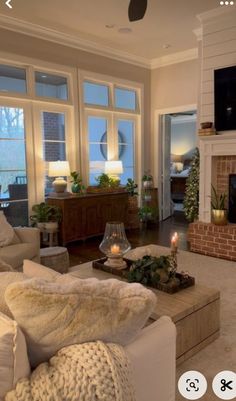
[48,161,70,177]
[105,161,123,175]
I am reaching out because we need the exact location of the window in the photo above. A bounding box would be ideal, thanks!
[35,72,68,100]
[115,87,136,111]
[41,111,67,195]
[82,76,140,186]
[0,65,27,94]
[0,106,28,226]
[88,116,108,184]
[83,81,109,107]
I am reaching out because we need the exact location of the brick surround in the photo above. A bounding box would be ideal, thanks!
[188,222,236,261]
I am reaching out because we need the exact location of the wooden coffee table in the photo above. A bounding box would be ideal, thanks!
[69,262,220,365]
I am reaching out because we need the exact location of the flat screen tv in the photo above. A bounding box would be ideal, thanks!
[214,65,236,131]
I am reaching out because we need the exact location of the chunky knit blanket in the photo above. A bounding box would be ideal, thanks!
[5,341,136,401]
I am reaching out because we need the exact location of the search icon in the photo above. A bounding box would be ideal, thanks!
[190,382,197,389]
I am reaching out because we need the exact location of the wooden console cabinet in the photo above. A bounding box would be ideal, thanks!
[47,192,129,245]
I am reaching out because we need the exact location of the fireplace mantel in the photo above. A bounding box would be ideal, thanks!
[199,133,236,222]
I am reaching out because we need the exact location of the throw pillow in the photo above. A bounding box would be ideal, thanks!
[0,212,14,247]
[0,272,28,318]
[0,258,14,272]
[5,277,156,367]
[0,312,30,400]
[23,259,61,281]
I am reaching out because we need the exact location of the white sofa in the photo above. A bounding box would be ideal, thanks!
[0,228,40,271]
[125,316,176,401]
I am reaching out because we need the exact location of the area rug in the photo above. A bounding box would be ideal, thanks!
[69,246,236,400]
[168,247,236,401]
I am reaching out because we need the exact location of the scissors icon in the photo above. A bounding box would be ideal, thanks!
[221,379,233,391]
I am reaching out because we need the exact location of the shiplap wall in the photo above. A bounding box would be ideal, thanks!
[200,11,236,125]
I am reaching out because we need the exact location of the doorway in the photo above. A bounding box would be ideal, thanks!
[155,105,197,221]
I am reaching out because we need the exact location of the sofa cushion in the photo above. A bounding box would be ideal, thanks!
[23,259,61,281]
[0,212,14,248]
[10,232,21,245]
[5,277,156,367]
[0,258,14,272]
[0,243,38,270]
[0,272,28,318]
[0,312,30,400]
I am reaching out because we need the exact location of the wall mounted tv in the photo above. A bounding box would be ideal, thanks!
[214,65,236,131]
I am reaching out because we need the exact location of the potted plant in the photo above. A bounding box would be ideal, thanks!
[138,205,153,222]
[211,185,227,225]
[70,171,85,194]
[142,171,153,189]
[30,202,62,230]
[126,178,138,197]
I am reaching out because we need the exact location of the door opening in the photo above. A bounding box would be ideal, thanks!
[159,110,197,221]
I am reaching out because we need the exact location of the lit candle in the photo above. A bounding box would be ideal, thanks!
[110,244,120,254]
[171,232,179,251]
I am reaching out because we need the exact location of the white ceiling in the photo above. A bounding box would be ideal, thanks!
[0,0,218,60]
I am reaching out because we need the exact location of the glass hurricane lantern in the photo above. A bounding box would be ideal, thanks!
[99,221,131,269]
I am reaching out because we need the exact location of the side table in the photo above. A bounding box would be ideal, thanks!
[40,246,69,273]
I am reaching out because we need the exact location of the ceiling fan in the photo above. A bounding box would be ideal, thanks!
[128,0,148,22]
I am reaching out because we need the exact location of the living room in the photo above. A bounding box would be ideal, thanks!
[0,1,236,400]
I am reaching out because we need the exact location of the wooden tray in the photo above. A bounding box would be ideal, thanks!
[92,257,195,294]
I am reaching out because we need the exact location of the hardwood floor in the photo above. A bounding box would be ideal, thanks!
[68,211,189,266]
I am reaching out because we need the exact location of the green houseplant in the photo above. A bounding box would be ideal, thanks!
[126,178,138,197]
[30,202,62,229]
[142,171,153,189]
[96,173,120,189]
[70,171,85,194]
[211,185,227,225]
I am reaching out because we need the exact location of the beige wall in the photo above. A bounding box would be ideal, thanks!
[0,28,151,171]
[151,59,198,111]
[150,59,199,183]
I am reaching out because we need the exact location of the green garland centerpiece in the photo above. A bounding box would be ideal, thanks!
[127,254,179,287]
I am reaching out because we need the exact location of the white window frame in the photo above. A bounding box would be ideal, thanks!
[0,52,79,221]
[79,70,143,187]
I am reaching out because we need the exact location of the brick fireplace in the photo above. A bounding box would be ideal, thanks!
[188,135,236,261]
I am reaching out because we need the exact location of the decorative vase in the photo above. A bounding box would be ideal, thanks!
[143,180,152,189]
[71,183,81,193]
[212,209,227,225]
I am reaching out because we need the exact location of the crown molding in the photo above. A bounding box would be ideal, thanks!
[197,5,236,23]
[0,14,151,69]
[0,14,199,70]
[150,48,198,69]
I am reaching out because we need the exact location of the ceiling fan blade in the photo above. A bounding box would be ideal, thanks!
[128,0,148,22]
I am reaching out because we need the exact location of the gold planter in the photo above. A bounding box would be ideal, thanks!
[212,209,227,225]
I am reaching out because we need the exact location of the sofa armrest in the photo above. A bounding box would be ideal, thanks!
[14,227,40,245]
[124,316,176,401]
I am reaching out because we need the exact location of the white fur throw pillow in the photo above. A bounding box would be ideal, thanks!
[0,211,14,247]
[0,312,30,400]
[0,272,28,318]
[5,277,156,367]
[23,259,60,281]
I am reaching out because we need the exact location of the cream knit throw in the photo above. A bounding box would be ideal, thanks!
[5,341,136,401]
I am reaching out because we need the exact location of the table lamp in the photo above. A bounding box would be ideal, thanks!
[48,161,70,194]
[105,160,123,181]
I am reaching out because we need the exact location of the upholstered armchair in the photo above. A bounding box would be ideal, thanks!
[0,227,40,271]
